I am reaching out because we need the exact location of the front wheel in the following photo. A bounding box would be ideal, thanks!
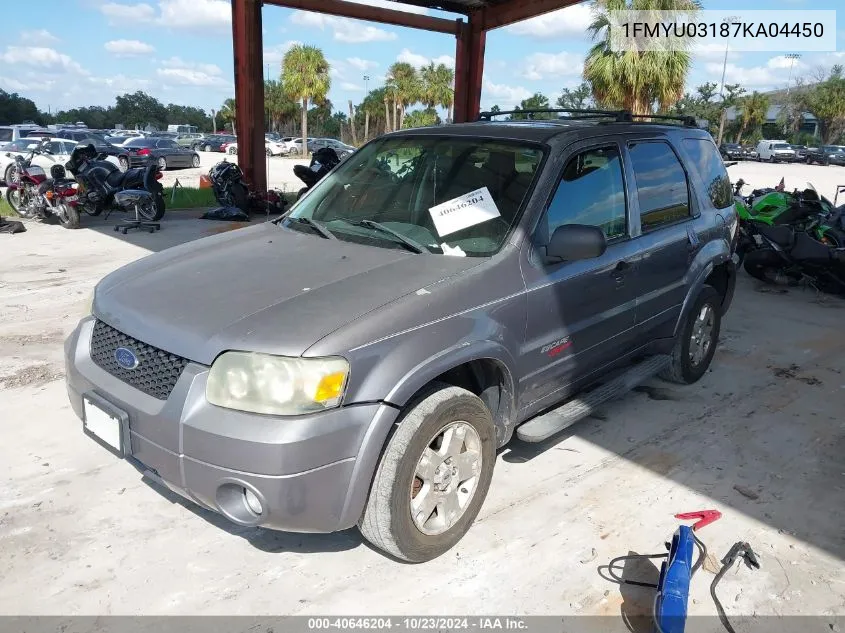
[118,156,129,172]
[4,163,17,185]
[137,192,166,221]
[191,154,200,168]
[204,144,213,152]
[359,384,496,562]
[157,157,167,171]
[5,187,25,216]
[55,202,80,229]
[660,286,722,385]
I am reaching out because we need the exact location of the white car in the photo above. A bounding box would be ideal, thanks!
[226,140,290,157]
[1,137,120,184]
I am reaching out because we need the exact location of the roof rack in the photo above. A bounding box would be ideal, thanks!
[477,108,699,127]
[477,108,626,121]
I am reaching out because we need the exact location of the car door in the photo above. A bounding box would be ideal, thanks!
[519,140,642,413]
[623,136,699,342]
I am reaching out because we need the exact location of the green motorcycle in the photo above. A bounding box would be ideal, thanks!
[730,176,845,265]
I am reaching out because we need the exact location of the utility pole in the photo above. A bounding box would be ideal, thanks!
[210,108,217,134]
[363,75,370,94]
[785,53,801,96]
[716,15,741,146]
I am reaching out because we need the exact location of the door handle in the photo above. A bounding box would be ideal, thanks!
[613,260,629,285]
[614,260,630,272]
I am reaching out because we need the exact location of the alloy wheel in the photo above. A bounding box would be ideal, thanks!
[410,421,482,536]
[688,304,715,367]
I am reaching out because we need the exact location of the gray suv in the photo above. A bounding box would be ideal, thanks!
[65,112,738,562]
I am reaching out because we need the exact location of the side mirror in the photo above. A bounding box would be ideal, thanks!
[545,224,607,263]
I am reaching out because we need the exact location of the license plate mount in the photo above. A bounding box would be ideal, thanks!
[82,393,130,458]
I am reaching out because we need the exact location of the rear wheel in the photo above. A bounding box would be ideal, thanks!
[230,182,249,211]
[266,148,273,157]
[157,157,167,171]
[806,156,813,165]
[660,286,722,385]
[118,156,129,172]
[820,228,845,247]
[191,154,200,168]
[358,384,496,563]
[205,144,213,152]
[55,202,80,229]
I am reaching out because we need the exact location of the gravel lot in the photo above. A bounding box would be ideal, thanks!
[0,158,844,623]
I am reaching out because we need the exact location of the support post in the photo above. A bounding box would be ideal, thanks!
[232,0,266,192]
[453,16,485,123]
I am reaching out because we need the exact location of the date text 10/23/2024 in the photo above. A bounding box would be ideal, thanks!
[307,618,528,631]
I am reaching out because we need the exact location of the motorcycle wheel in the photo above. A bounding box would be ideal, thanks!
[6,186,35,218]
[743,250,799,286]
[4,163,17,185]
[56,202,80,229]
[230,182,249,211]
[137,192,166,222]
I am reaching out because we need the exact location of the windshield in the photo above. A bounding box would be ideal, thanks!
[773,143,790,150]
[284,136,544,257]
[824,146,844,153]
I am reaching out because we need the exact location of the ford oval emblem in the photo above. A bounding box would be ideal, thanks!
[115,347,139,370]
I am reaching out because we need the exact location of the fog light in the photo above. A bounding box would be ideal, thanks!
[244,488,263,515]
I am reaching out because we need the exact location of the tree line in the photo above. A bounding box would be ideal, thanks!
[0,89,212,132]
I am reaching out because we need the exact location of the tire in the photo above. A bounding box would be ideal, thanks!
[230,182,249,211]
[743,249,799,286]
[660,286,722,385]
[806,156,813,165]
[118,156,129,172]
[228,146,238,155]
[191,154,200,168]
[358,383,496,563]
[266,148,273,157]
[5,186,24,215]
[768,155,775,163]
[4,163,17,185]
[157,157,167,171]
[55,202,80,229]
[204,144,213,152]
[138,191,166,221]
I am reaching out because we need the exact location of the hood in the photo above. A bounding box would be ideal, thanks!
[94,222,482,365]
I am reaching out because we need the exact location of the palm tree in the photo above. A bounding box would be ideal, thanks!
[735,92,770,144]
[421,62,455,123]
[282,45,331,156]
[386,62,421,129]
[219,98,236,134]
[265,80,298,133]
[361,87,388,142]
[584,0,701,115]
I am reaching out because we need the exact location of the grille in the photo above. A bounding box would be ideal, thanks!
[90,320,188,400]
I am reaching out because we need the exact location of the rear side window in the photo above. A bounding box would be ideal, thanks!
[683,138,733,209]
[544,145,627,241]
[0,128,12,142]
[628,141,690,232]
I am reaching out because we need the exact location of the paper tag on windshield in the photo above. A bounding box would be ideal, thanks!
[428,187,500,237]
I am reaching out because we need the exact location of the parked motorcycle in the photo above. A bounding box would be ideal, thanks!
[293,147,340,200]
[39,164,81,229]
[66,144,165,222]
[208,160,249,211]
[4,150,48,219]
[743,223,845,295]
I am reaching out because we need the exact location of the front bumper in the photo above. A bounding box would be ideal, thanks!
[64,317,400,533]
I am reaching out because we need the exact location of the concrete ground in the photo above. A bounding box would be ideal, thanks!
[160,151,308,193]
[1,161,844,626]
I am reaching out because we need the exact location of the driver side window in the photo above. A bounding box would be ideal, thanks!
[46,141,63,155]
[540,145,628,244]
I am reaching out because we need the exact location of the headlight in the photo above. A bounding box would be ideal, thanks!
[206,352,349,416]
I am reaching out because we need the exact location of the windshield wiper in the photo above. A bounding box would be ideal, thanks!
[286,216,336,240]
[351,220,429,254]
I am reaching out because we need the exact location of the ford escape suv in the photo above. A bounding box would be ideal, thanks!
[65,110,737,562]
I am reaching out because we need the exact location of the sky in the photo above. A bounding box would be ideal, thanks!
[0,0,843,119]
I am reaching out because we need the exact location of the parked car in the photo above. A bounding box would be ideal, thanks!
[66,112,737,563]
[193,135,236,152]
[755,140,795,163]
[0,137,120,184]
[176,133,204,147]
[719,143,746,160]
[225,139,290,156]
[789,144,809,161]
[286,137,314,153]
[743,145,758,160]
[307,138,356,158]
[122,137,201,170]
[0,124,44,145]
[805,145,845,166]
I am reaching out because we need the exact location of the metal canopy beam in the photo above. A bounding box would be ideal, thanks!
[263,0,460,34]
[232,0,266,192]
[479,0,581,30]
